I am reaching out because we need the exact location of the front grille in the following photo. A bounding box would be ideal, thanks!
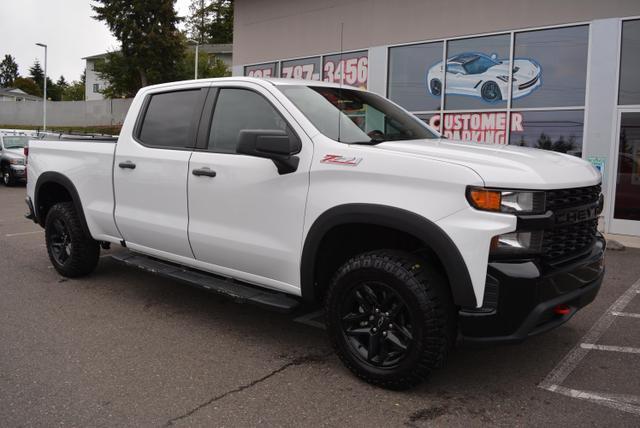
[545,184,601,211]
[542,185,601,261]
[542,218,598,260]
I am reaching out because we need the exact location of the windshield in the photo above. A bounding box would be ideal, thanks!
[278,85,438,144]
[2,136,29,149]
[462,56,499,75]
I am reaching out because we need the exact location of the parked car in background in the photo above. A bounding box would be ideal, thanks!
[427,52,542,103]
[0,133,30,186]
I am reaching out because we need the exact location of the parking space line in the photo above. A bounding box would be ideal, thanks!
[611,311,640,319]
[539,278,640,415]
[546,385,640,416]
[580,343,640,354]
[5,230,42,237]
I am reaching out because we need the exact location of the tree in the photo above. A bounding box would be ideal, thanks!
[13,77,42,97]
[47,77,63,101]
[62,80,85,101]
[94,52,140,98]
[92,0,186,92]
[29,60,45,89]
[0,54,19,87]
[536,133,577,154]
[180,49,230,79]
[56,76,68,88]
[185,0,233,44]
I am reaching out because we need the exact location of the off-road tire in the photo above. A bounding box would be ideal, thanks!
[45,202,100,277]
[325,250,455,390]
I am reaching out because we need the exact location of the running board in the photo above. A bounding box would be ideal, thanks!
[111,252,300,312]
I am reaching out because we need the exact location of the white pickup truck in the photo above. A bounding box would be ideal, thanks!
[26,77,605,389]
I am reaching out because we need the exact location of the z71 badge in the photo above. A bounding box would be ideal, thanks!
[320,154,363,166]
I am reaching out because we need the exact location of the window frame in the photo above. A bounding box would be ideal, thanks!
[617,18,640,106]
[194,85,299,154]
[133,87,210,151]
[385,23,590,151]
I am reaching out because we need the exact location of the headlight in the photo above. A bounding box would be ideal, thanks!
[9,158,25,166]
[490,231,543,255]
[467,187,545,214]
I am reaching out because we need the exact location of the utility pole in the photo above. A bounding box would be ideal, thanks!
[195,42,199,79]
[36,43,48,131]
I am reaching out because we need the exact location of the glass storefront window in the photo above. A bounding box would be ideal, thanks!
[322,51,368,89]
[512,26,588,108]
[429,111,509,144]
[444,34,511,110]
[415,114,441,133]
[388,42,443,112]
[509,110,584,156]
[281,57,321,81]
[619,20,640,105]
[614,112,640,221]
[245,62,279,78]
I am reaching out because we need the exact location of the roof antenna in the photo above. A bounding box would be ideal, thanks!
[337,22,344,143]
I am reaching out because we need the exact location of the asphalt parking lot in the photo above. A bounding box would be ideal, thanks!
[1,185,639,427]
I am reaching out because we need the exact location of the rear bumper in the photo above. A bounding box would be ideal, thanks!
[459,236,605,344]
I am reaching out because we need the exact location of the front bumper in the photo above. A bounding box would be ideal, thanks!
[10,165,26,179]
[459,235,605,344]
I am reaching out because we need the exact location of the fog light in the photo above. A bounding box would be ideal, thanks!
[490,231,543,255]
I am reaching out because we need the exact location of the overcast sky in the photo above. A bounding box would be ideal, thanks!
[0,0,191,83]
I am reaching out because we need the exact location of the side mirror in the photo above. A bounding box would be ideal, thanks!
[237,129,302,175]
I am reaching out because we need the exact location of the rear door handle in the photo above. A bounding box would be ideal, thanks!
[119,161,136,169]
[192,167,217,177]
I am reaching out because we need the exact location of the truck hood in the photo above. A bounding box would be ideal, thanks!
[375,139,600,189]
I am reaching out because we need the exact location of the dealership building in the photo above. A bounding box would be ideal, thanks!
[231,0,640,238]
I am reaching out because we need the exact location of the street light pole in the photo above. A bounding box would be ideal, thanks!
[195,42,199,79]
[35,43,47,131]
[188,39,199,80]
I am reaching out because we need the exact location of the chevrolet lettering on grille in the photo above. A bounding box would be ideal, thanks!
[553,204,598,226]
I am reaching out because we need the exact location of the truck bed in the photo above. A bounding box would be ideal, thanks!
[26,138,122,243]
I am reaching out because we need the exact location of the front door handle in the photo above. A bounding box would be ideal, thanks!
[119,161,136,169]
[192,167,217,177]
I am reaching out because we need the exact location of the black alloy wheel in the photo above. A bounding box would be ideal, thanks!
[340,281,414,368]
[48,217,73,266]
[481,81,502,102]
